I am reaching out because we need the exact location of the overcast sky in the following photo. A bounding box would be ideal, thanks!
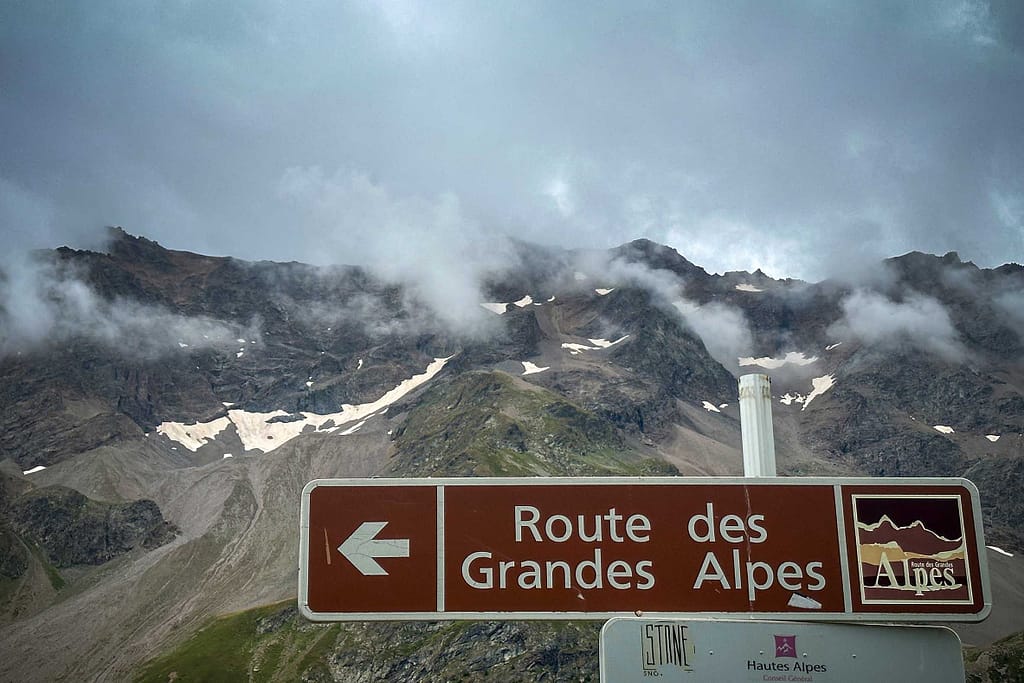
[2,1,1022,281]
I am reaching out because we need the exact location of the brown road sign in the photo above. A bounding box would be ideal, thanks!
[298,477,990,622]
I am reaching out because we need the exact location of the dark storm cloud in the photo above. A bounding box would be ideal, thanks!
[1,1,1022,288]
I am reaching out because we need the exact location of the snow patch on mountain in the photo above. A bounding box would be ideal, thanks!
[701,401,721,413]
[933,425,955,434]
[226,410,305,451]
[521,361,549,375]
[22,465,46,475]
[595,288,614,295]
[825,342,842,351]
[513,295,533,307]
[339,420,367,436]
[561,336,629,355]
[562,343,591,354]
[803,375,835,409]
[986,434,1000,442]
[988,545,1014,557]
[739,351,818,369]
[734,284,763,292]
[158,355,453,453]
[482,295,549,314]
[157,416,232,451]
[778,375,836,410]
[589,337,628,348]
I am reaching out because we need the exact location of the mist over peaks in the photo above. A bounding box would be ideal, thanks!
[568,247,755,373]
[0,254,257,359]
[828,289,968,362]
[276,166,516,338]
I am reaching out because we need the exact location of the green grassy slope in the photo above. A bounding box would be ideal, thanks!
[135,603,602,682]
[389,370,675,477]
[135,601,341,683]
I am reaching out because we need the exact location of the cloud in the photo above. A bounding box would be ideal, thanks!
[275,166,513,338]
[672,299,754,375]
[274,287,443,340]
[828,289,967,361]
[664,216,815,280]
[994,289,1024,337]
[0,2,1021,282]
[0,257,256,358]
[570,250,688,298]
[569,249,755,372]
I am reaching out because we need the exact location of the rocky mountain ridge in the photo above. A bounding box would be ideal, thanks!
[0,229,1021,680]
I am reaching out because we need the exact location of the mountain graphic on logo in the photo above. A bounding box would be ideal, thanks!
[774,635,797,658]
[857,515,964,560]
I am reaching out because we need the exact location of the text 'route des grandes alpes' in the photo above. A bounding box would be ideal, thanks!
[443,484,841,614]
[299,477,988,621]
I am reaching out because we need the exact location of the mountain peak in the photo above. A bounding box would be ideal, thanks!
[941,251,964,265]
[614,239,707,278]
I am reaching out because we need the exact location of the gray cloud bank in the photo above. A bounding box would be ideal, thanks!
[1,1,1021,283]
[274,166,515,336]
[2,1,1022,366]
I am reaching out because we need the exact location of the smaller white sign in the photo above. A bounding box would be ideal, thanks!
[600,618,964,682]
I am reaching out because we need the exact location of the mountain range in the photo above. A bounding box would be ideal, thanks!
[0,229,1022,681]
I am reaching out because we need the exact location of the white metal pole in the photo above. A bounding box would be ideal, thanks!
[738,373,777,477]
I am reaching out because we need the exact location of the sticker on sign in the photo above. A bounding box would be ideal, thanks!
[297,477,990,622]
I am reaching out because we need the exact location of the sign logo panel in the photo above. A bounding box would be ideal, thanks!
[841,484,984,616]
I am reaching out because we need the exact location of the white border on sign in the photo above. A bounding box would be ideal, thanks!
[436,485,445,612]
[833,485,854,614]
[297,476,990,623]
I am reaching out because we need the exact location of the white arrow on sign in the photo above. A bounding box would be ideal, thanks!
[337,521,410,576]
